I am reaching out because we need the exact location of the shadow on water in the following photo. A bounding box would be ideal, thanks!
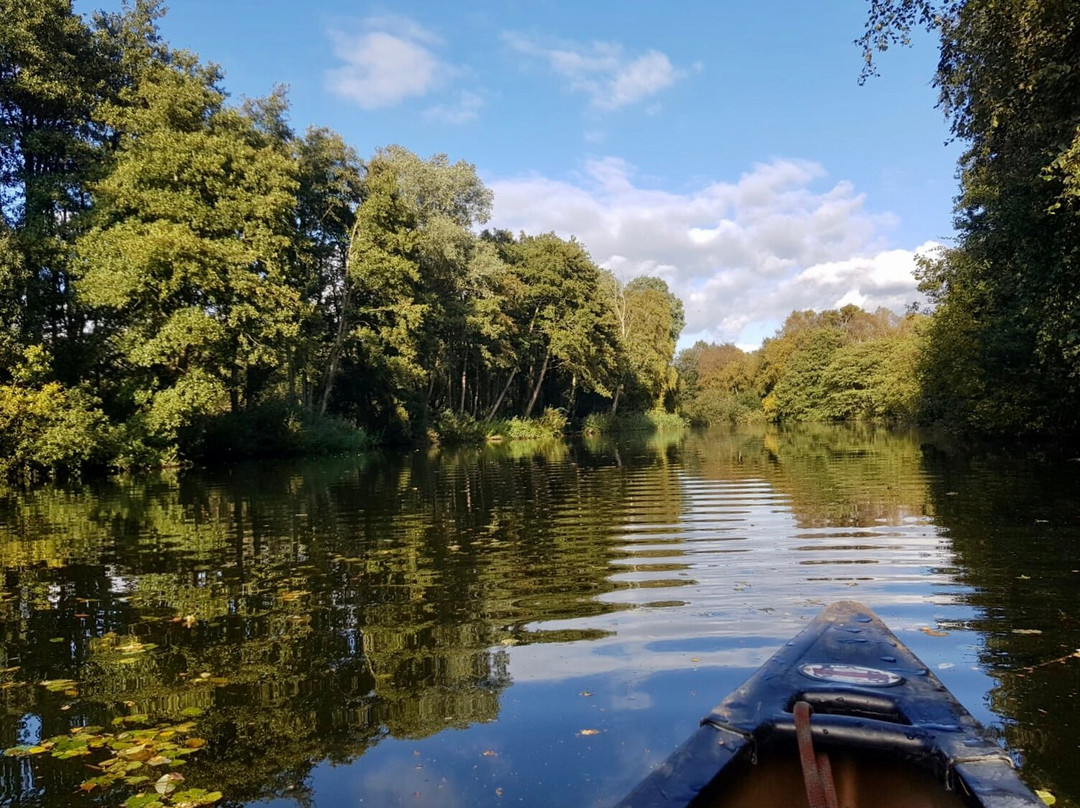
[920,444,1080,806]
[0,425,1075,806]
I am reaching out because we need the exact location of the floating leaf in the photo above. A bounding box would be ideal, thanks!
[1037,790,1056,806]
[578,729,600,736]
[170,788,223,806]
[124,793,165,808]
[920,627,949,637]
[179,707,204,718]
[155,772,184,795]
[41,679,78,693]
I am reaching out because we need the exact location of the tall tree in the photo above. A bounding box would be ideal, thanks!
[0,0,110,381]
[340,146,493,434]
[609,275,684,412]
[506,233,619,418]
[862,0,1080,437]
[289,126,364,415]
[77,54,301,452]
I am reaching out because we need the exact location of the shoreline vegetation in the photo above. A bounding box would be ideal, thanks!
[4,0,1080,483]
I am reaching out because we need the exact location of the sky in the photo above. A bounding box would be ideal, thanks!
[81,0,961,349]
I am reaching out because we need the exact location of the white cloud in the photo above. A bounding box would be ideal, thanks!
[424,90,484,125]
[503,33,683,111]
[326,16,447,109]
[488,158,936,348]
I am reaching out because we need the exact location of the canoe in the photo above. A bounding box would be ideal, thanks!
[615,601,1043,808]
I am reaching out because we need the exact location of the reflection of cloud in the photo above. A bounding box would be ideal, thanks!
[327,16,448,109]
[503,34,683,111]
[352,758,467,808]
[488,157,938,347]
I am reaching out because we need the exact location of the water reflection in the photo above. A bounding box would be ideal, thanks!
[0,426,1076,807]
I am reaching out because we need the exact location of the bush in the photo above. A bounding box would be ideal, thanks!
[684,389,765,426]
[194,401,372,461]
[0,382,115,479]
[582,409,689,434]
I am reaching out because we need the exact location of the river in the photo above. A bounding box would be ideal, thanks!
[0,424,1077,807]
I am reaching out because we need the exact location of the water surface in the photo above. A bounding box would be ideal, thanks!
[0,425,1077,807]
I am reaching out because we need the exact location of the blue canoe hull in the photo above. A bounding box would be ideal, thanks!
[615,601,1043,808]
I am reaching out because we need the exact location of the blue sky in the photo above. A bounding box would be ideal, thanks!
[82,0,960,348]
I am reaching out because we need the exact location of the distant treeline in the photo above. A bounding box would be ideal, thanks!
[676,305,924,427]
[0,1,684,478]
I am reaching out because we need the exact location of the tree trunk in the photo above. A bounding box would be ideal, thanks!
[523,346,550,419]
[319,283,352,416]
[459,355,467,413]
[487,367,518,419]
[610,383,622,415]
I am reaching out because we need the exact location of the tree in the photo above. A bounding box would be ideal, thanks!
[862,0,1080,437]
[609,275,685,412]
[505,233,619,418]
[77,54,301,454]
[289,126,365,414]
[0,0,112,382]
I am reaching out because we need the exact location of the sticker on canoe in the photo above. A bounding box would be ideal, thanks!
[798,663,903,687]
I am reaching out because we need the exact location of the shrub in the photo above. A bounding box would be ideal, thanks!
[582,409,688,434]
[0,383,115,479]
[195,401,372,461]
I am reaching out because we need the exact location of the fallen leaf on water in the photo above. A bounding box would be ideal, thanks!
[1017,574,1031,580]
[920,627,949,638]
[578,691,593,697]
[1037,789,1056,806]
[482,750,498,757]
[578,729,600,736]
[155,772,184,795]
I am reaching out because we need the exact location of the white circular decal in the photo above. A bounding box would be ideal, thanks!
[798,663,903,687]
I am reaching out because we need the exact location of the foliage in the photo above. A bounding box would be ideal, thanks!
[607,275,685,412]
[581,409,689,434]
[194,401,372,461]
[4,707,216,807]
[0,378,113,478]
[674,307,925,425]
[863,0,1080,439]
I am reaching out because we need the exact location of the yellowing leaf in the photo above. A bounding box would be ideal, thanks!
[1036,789,1056,806]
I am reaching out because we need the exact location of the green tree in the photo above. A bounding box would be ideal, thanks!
[609,275,685,412]
[506,233,619,418]
[0,0,111,382]
[77,54,301,457]
[289,126,365,415]
[862,0,1080,438]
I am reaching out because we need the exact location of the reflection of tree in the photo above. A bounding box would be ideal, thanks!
[921,447,1080,808]
[680,423,932,528]
[0,438,684,805]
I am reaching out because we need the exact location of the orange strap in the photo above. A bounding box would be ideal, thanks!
[794,700,839,808]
